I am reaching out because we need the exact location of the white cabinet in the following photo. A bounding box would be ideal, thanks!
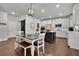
[68,31,79,50]
[75,6,79,25]
[0,12,7,24]
[56,31,67,38]
[73,4,79,25]
[55,28,68,38]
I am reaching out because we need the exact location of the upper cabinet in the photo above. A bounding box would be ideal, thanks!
[69,15,75,27]
[52,18,70,28]
[0,11,7,24]
[73,4,79,25]
[75,4,79,25]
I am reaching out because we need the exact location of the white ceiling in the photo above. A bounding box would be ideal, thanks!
[0,3,74,20]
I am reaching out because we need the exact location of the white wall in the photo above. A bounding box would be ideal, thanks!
[41,20,51,26]
[7,15,19,38]
[0,11,8,41]
[0,11,20,41]
[0,25,8,41]
[26,16,36,34]
[41,20,52,30]
[19,15,40,34]
[26,15,40,34]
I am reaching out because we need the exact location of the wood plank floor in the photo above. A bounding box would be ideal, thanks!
[0,37,79,56]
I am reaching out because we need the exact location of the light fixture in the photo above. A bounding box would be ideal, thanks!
[11,12,15,15]
[41,17,44,19]
[49,16,52,18]
[59,13,62,16]
[27,3,34,16]
[41,10,45,13]
[56,4,60,8]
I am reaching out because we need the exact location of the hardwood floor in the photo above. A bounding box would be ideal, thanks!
[0,37,79,56]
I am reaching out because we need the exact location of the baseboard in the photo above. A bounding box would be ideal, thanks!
[8,35,16,39]
[70,47,79,50]
[0,38,8,42]
[8,37,16,39]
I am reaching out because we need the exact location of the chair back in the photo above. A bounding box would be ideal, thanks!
[37,33,46,46]
[16,31,24,43]
[18,31,24,37]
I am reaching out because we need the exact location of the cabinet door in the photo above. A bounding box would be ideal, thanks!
[0,12,7,24]
[75,5,79,25]
[68,32,79,50]
[56,31,67,38]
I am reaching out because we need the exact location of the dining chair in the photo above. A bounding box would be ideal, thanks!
[15,31,24,49]
[34,33,46,56]
[15,31,32,56]
[15,38,32,56]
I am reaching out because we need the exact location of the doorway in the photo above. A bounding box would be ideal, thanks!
[21,20,25,37]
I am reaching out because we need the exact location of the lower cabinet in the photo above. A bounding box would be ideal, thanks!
[56,31,67,38]
[68,31,79,50]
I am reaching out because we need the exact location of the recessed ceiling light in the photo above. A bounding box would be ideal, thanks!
[41,17,44,19]
[56,4,60,8]
[59,13,62,16]
[49,16,52,18]
[11,12,15,15]
[41,10,45,13]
